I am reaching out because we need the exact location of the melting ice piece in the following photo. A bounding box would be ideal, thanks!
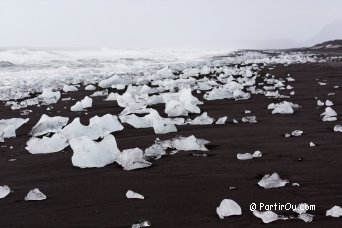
[85,85,96,90]
[334,125,342,132]
[291,130,303,137]
[253,210,287,223]
[188,112,214,125]
[25,188,47,201]
[258,173,289,189]
[70,135,120,168]
[126,190,144,199]
[158,135,210,151]
[0,118,29,141]
[326,206,342,217]
[116,148,152,171]
[298,213,314,222]
[62,85,78,92]
[216,199,242,219]
[216,116,227,124]
[321,107,337,121]
[268,101,295,114]
[241,116,257,123]
[309,142,316,147]
[38,88,61,105]
[237,150,262,160]
[132,220,151,228]
[144,144,166,160]
[30,114,69,136]
[0,185,11,199]
[70,96,93,111]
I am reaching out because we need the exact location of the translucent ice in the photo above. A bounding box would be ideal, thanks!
[258,173,289,189]
[25,188,47,201]
[30,114,69,136]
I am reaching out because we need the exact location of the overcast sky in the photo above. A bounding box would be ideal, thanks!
[0,0,341,49]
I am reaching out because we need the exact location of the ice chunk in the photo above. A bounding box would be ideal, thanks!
[89,114,124,135]
[144,144,166,160]
[237,153,253,160]
[269,101,294,114]
[0,185,11,199]
[291,130,303,137]
[105,92,118,101]
[25,188,47,201]
[38,88,61,105]
[215,116,227,124]
[253,210,287,223]
[30,114,69,136]
[132,220,151,228]
[158,135,210,151]
[0,118,29,141]
[325,100,334,106]
[258,173,289,189]
[62,85,78,92]
[321,107,337,121]
[298,213,314,222]
[309,142,316,147]
[99,75,130,88]
[334,125,342,132]
[70,96,92,111]
[188,112,214,125]
[253,150,262,157]
[85,85,96,90]
[26,133,69,154]
[126,190,144,199]
[241,116,257,123]
[317,100,324,107]
[216,199,242,219]
[116,148,152,171]
[326,206,342,217]
[70,135,120,168]
[62,118,103,140]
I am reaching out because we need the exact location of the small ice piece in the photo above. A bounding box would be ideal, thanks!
[216,199,242,219]
[326,206,342,217]
[132,220,151,228]
[237,153,253,160]
[126,190,144,199]
[298,213,314,222]
[105,92,118,101]
[325,100,334,106]
[284,133,291,138]
[0,185,11,198]
[317,100,324,107]
[269,101,294,114]
[321,107,337,122]
[309,142,316,147]
[215,116,227,124]
[30,114,69,136]
[241,116,257,123]
[245,110,251,114]
[232,119,238,124]
[253,210,286,223]
[144,144,166,160]
[85,85,96,90]
[25,188,47,201]
[38,88,61,105]
[62,85,78,92]
[318,82,327,86]
[253,150,262,157]
[258,173,289,189]
[290,91,295,96]
[334,125,342,132]
[292,183,300,187]
[286,85,293,90]
[0,118,29,140]
[117,148,152,171]
[188,112,214,125]
[291,130,303,137]
[70,96,93,111]
[162,135,210,151]
[70,135,120,168]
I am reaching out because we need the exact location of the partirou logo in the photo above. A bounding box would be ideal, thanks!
[249,203,316,212]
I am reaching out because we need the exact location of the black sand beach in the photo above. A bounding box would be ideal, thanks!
[1,52,342,227]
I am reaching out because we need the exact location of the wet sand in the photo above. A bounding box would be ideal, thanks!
[1,55,342,227]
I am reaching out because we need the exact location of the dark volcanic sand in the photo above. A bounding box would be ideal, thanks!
[1,57,342,227]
